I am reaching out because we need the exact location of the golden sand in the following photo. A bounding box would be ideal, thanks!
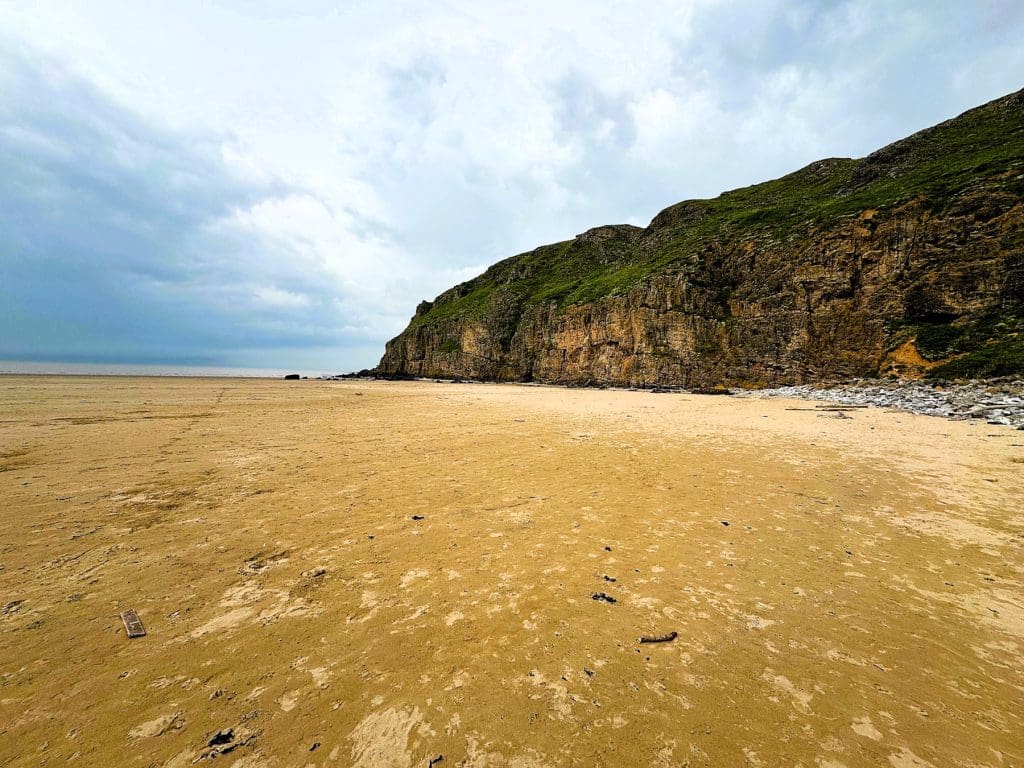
[1,376,1022,767]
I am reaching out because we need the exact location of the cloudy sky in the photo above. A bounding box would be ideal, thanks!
[1,1,1022,371]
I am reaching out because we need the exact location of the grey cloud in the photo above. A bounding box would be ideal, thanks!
[0,43,386,368]
[552,70,636,149]
[682,0,1024,157]
[384,54,448,126]
[2,3,1023,372]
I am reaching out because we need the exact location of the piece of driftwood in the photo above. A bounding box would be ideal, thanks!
[639,631,678,644]
[120,609,146,638]
[785,407,861,412]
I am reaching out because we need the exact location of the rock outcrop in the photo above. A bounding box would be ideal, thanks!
[377,89,1024,387]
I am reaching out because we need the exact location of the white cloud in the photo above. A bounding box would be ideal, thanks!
[252,286,310,309]
[1,0,1022,370]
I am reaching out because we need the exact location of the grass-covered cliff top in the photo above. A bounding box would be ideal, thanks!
[410,88,1024,327]
[401,88,1024,376]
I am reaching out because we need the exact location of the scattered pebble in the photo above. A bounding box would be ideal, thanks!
[749,380,1024,428]
[2,599,25,615]
[592,592,617,604]
[208,729,234,747]
[200,726,256,759]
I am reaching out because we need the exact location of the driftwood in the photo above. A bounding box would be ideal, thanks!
[120,609,146,638]
[785,407,862,412]
[639,631,678,644]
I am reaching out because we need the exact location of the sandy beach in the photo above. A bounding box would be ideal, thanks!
[1,376,1022,767]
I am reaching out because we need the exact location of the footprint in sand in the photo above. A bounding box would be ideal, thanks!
[350,706,423,768]
[400,569,429,588]
[761,669,813,714]
[888,748,936,768]
[852,715,883,741]
[128,710,183,740]
[277,689,301,712]
[190,607,254,638]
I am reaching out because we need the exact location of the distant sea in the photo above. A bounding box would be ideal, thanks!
[0,360,338,379]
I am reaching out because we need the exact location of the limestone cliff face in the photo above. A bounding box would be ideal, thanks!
[377,90,1024,387]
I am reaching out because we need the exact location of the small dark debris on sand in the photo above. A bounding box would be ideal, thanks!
[200,726,257,759]
[639,631,678,644]
[604,546,613,552]
[411,515,425,521]
[592,592,617,604]
[720,521,729,526]
[2,599,25,615]
[689,386,733,395]
[429,756,444,767]
[603,575,616,582]
[120,609,146,638]
[208,729,234,747]
[310,742,320,752]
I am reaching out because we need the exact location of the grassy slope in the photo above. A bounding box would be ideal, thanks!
[407,90,1024,376]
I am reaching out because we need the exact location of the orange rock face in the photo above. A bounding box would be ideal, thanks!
[379,196,1022,387]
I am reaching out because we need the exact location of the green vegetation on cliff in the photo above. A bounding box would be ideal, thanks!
[383,89,1024,384]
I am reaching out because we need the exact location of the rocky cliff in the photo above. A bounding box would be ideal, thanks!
[377,89,1024,387]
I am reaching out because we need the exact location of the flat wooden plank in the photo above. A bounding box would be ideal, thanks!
[120,609,146,638]
[785,407,863,412]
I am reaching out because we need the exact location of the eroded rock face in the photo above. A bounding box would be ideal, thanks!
[379,196,1021,387]
[377,92,1024,388]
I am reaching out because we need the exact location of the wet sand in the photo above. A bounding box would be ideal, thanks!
[1,376,1022,767]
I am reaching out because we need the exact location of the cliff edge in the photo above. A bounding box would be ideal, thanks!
[377,89,1024,387]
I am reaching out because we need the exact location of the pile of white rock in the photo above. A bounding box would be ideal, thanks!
[750,380,1024,429]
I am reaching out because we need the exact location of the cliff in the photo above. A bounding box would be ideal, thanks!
[377,89,1024,387]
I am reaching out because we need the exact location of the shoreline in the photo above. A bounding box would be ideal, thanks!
[353,374,1024,429]
[5,369,1023,428]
